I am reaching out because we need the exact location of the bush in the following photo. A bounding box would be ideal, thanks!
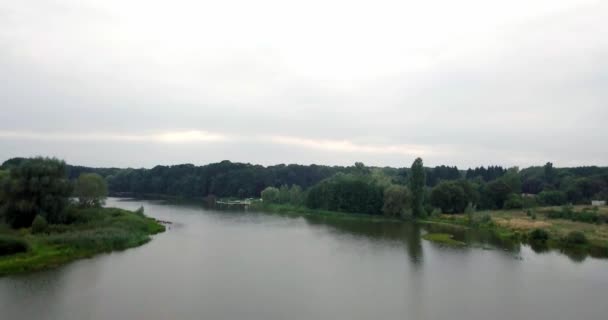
[0,235,29,256]
[479,214,492,224]
[546,206,603,224]
[31,215,48,234]
[563,231,587,245]
[261,187,280,204]
[529,228,549,242]
[503,194,523,209]
[538,190,567,206]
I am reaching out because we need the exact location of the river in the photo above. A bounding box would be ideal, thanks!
[1,198,607,319]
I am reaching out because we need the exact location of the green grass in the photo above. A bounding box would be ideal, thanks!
[422,233,466,246]
[0,207,165,276]
[426,206,608,256]
[250,203,402,223]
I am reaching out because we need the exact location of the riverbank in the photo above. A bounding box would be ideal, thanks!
[422,206,608,255]
[249,203,403,223]
[252,202,608,255]
[0,207,165,276]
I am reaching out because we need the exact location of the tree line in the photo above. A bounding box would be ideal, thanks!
[0,157,108,228]
[3,157,608,219]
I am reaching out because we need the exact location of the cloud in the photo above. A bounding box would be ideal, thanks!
[0,0,606,168]
[0,130,228,143]
[268,135,432,157]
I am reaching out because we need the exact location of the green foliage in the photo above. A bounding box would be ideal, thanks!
[1,157,72,227]
[0,235,29,256]
[31,215,48,234]
[288,185,304,206]
[278,185,290,204]
[382,185,410,217]
[430,208,442,217]
[409,158,426,218]
[544,162,556,185]
[134,206,145,216]
[465,202,475,224]
[430,180,477,213]
[479,213,492,224]
[501,167,522,194]
[563,231,587,245]
[261,187,280,204]
[483,180,512,209]
[306,173,384,215]
[422,233,465,246]
[529,228,549,242]
[546,205,605,224]
[538,190,568,206]
[521,195,539,209]
[503,194,523,210]
[73,173,108,207]
[0,206,164,275]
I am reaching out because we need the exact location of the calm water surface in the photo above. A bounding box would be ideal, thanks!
[1,198,607,320]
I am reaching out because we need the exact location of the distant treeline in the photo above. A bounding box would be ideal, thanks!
[2,158,608,215]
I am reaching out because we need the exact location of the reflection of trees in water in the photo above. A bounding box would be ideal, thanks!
[303,216,423,264]
[527,239,608,263]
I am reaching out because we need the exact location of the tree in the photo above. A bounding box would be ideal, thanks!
[74,173,108,207]
[538,190,567,206]
[1,157,72,227]
[544,162,555,185]
[501,167,522,194]
[288,185,304,206]
[382,185,410,217]
[430,181,466,213]
[483,180,512,209]
[305,173,384,215]
[278,185,290,204]
[261,187,279,204]
[409,158,426,218]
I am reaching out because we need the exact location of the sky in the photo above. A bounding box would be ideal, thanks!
[1,0,607,169]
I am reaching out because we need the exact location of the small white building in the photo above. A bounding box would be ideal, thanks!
[591,200,606,206]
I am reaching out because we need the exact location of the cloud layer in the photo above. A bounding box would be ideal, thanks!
[1,0,606,168]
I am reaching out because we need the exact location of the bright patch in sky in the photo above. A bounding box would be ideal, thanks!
[0,0,606,168]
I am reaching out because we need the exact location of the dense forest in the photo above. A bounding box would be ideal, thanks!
[2,157,608,217]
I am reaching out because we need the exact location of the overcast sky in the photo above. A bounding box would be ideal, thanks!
[1,0,606,169]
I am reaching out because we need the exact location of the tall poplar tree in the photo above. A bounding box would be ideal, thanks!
[410,158,426,218]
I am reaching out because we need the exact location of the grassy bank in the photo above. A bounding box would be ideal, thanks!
[425,206,608,255]
[0,207,165,276]
[249,202,403,223]
[252,202,608,255]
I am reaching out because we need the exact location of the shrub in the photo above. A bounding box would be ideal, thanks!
[563,231,587,245]
[261,187,280,204]
[31,215,48,234]
[430,208,442,218]
[538,190,567,206]
[529,228,549,242]
[503,194,523,209]
[134,206,145,216]
[479,214,492,224]
[0,235,29,256]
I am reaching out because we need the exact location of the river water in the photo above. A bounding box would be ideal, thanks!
[1,198,607,320]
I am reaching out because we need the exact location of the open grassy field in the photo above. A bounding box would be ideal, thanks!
[428,205,608,254]
[0,207,165,276]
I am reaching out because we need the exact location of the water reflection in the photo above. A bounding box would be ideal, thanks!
[2,199,607,320]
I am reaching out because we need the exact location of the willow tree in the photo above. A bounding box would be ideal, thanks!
[409,158,426,218]
[74,173,108,207]
[1,157,72,227]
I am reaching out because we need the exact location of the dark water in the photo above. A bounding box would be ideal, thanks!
[1,198,607,320]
